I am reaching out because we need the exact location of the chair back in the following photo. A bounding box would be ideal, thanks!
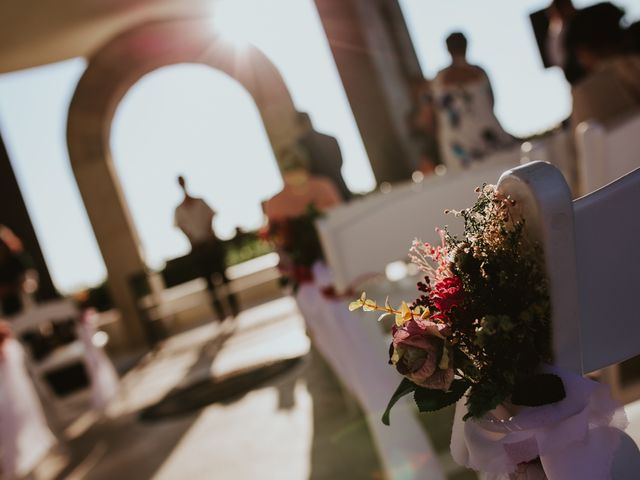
[521,129,576,192]
[317,154,519,292]
[576,111,640,196]
[497,161,640,374]
[11,299,80,337]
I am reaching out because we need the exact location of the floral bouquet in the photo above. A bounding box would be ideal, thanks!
[262,204,325,290]
[350,185,627,478]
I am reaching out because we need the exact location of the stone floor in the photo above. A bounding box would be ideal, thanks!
[33,296,474,480]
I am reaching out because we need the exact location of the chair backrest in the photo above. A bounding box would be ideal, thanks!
[316,153,520,292]
[522,129,576,193]
[497,161,640,375]
[11,299,80,337]
[575,111,640,196]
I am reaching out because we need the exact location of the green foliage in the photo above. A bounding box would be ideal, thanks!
[443,185,555,419]
[283,204,325,268]
[264,203,326,290]
[382,378,416,426]
[223,233,273,266]
[511,373,566,407]
[414,379,470,414]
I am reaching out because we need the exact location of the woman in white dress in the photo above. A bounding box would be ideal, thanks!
[432,32,515,171]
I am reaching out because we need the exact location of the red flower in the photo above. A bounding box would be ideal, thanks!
[431,276,463,313]
[292,265,314,284]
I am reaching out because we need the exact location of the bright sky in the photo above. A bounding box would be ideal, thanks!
[0,0,638,293]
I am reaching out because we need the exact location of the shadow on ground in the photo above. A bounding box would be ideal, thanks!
[47,317,385,480]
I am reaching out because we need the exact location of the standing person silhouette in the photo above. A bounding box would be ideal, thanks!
[174,176,238,321]
[432,32,515,171]
[295,112,352,201]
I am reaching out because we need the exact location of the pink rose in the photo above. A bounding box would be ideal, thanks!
[390,318,454,391]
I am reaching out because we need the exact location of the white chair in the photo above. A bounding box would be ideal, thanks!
[496,161,640,477]
[316,153,520,293]
[521,129,577,193]
[575,110,640,196]
[10,299,94,425]
[312,156,527,479]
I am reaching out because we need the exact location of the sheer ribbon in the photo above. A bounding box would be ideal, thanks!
[450,366,628,479]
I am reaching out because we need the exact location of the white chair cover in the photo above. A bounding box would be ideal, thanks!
[295,263,444,480]
[0,339,55,479]
[77,310,119,410]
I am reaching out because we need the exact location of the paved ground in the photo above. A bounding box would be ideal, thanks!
[33,296,477,480]
[34,297,384,480]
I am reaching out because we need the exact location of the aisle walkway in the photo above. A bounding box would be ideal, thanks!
[35,297,382,480]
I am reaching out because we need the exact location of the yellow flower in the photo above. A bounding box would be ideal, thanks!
[413,305,431,320]
[362,299,377,312]
[348,292,367,311]
[395,301,413,327]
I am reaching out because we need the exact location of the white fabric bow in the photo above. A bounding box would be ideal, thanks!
[450,366,628,479]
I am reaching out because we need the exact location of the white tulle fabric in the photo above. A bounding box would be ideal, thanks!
[450,366,628,480]
[77,311,119,410]
[0,339,56,479]
[295,262,445,479]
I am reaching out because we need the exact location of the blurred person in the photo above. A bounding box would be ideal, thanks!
[295,112,352,201]
[627,20,640,53]
[407,78,441,174]
[566,3,640,130]
[0,226,35,316]
[432,32,515,171]
[264,145,342,221]
[546,0,586,84]
[174,176,239,320]
[263,145,342,289]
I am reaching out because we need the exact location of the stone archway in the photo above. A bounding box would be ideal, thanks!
[67,19,298,347]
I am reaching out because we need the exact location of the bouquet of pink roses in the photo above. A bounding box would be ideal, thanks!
[350,185,565,425]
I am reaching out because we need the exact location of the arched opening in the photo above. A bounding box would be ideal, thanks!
[67,19,299,346]
[111,64,283,270]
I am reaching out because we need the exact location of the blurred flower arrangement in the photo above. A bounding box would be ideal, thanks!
[350,185,565,424]
[261,204,325,290]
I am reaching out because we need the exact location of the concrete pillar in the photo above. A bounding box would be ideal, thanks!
[67,19,298,348]
[0,131,58,301]
[314,0,424,184]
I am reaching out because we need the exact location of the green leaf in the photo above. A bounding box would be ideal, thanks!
[511,374,566,407]
[382,378,416,426]
[413,379,470,413]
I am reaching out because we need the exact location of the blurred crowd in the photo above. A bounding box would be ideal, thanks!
[408,0,640,173]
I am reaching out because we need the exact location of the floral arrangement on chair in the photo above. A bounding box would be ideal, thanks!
[262,204,325,290]
[349,185,627,478]
[350,185,564,422]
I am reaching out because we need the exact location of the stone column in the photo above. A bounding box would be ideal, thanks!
[0,131,58,301]
[66,131,149,349]
[314,0,424,184]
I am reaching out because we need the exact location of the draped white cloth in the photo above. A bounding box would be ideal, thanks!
[451,366,628,479]
[0,339,55,479]
[77,311,119,410]
[295,262,445,480]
